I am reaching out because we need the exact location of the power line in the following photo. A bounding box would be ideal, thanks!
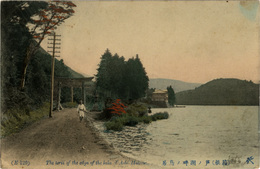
[48,32,61,118]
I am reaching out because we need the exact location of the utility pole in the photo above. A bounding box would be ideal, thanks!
[47,32,61,118]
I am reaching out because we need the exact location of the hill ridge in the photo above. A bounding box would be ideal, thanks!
[149,78,202,93]
[175,78,259,105]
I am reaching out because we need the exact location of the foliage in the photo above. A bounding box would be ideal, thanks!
[95,49,149,102]
[1,1,79,111]
[167,85,176,106]
[99,98,127,119]
[95,49,113,98]
[104,114,138,131]
[175,78,259,105]
[124,116,139,126]
[145,88,156,103]
[28,1,76,41]
[104,111,169,131]
[125,102,148,117]
[1,102,50,137]
[104,121,124,131]
[20,1,77,89]
[139,115,152,124]
[151,112,169,121]
[124,55,149,100]
[1,1,77,90]
[108,99,127,115]
[2,44,81,113]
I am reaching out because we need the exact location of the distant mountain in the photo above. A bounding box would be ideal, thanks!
[175,78,259,105]
[149,78,202,93]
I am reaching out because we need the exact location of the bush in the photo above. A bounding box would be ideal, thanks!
[99,99,127,120]
[112,115,139,126]
[104,121,124,131]
[104,115,140,131]
[140,116,152,124]
[124,116,139,126]
[125,102,148,117]
[151,112,169,121]
[103,110,169,131]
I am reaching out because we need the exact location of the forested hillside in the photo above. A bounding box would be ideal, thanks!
[175,78,259,105]
[1,1,80,112]
[2,45,84,110]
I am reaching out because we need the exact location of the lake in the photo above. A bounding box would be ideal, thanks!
[128,106,258,168]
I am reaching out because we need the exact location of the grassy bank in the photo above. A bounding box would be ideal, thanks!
[1,102,50,138]
[62,102,78,108]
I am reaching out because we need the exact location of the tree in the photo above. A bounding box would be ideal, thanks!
[95,49,113,99]
[1,2,49,110]
[95,50,149,102]
[1,2,47,88]
[167,86,176,106]
[108,53,126,98]
[146,88,156,102]
[125,55,149,100]
[95,50,127,99]
[20,1,76,89]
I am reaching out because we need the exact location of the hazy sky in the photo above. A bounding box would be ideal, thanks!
[42,0,259,84]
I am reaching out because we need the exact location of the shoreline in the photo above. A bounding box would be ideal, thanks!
[86,111,157,168]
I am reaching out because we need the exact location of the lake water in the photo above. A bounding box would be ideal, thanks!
[127,106,259,168]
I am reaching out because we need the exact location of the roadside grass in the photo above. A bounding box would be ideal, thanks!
[1,102,50,138]
[62,102,78,108]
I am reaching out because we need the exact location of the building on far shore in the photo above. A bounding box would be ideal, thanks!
[152,89,168,102]
[151,90,168,107]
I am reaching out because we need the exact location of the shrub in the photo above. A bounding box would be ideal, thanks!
[111,115,139,126]
[99,99,127,120]
[151,112,169,121]
[108,99,127,115]
[125,102,148,117]
[124,116,139,126]
[104,121,123,131]
[140,116,152,124]
[103,110,169,131]
[104,114,140,131]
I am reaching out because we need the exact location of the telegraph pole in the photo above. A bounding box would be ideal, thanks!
[47,32,61,118]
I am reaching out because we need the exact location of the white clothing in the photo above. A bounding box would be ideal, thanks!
[77,104,86,117]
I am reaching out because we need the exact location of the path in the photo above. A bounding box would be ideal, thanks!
[1,108,150,169]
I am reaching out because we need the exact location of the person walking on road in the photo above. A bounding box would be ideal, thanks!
[77,100,86,122]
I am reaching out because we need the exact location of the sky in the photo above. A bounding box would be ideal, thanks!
[42,0,259,84]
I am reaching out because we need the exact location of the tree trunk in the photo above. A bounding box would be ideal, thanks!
[20,63,28,90]
[20,43,36,90]
[20,50,31,90]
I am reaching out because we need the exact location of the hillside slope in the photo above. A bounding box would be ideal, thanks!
[149,78,201,92]
[37,46,85,78]
[175,78,259,105]
[67,66,85,78]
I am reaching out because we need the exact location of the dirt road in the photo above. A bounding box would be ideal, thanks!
[1,108,150,169]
